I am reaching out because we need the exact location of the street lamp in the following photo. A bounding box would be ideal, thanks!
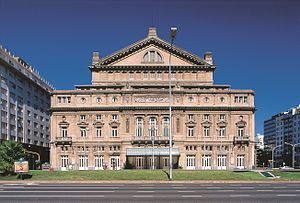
[168,27,177,181]
[284,142,300,168]
[84,127,89,170]
[271,145,282,169]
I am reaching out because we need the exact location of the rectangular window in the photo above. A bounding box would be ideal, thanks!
[219,127,225,137]
[219,114,225,120]
[144,72,148,79]
[94,155,104,169]
[204,126,210,137]
[243,96,248,103]
[238,126,244,137]
[61,127,68,137]
[186,155,196,170]
[126,118,130,133]
[237,155,245,169]
[61,155,68,169]
[79,155,88,170]
[202,155,211,170]
[80,127,87,137]
[217,155,227,170]
[188,114,194,120]
[204,114,210,121]
[80,115,86,120]
[96,127,102,137]
[129,72,134,80]
[112,127,118,137]
[112,115,118,121]
[96,115,102,120]
[187,126,194,137]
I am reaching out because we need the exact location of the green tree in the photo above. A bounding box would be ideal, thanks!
[0,141,25,175]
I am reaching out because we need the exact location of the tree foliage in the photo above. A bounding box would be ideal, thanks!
[0,141,25,175]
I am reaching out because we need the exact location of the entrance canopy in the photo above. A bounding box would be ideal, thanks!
[126,148,180,156]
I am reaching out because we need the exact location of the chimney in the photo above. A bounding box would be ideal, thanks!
[204,51,213,65]
[92,51,100,65]
[148,27,157,38]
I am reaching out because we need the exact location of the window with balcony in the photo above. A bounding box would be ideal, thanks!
[238,126,245,137]
[61,127,68,137]
[149,117,157,137]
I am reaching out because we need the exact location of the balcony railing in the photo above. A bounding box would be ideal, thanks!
[233,136,250,145]
[131,135,171,145]
[54,136,72,146]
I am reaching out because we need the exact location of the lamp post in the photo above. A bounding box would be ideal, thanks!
[284,142,300,168]
[168,27,177,181]
[84,127,89,170]
[271,145,282,169]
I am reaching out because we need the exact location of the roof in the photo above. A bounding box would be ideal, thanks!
[91,27,215,69]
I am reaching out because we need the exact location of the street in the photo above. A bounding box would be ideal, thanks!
[1,182,300,202]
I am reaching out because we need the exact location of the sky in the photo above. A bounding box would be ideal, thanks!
[0,0,300,134]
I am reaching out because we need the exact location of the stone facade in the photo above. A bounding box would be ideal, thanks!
[50,27,255,170]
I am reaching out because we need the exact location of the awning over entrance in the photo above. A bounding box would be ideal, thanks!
[126,148,180,156]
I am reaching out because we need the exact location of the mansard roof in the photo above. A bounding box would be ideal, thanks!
[91,28,215,70]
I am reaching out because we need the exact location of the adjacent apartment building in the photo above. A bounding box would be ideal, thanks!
[0,45,53,163]
[264,104,300,167]
[50,27,255,170]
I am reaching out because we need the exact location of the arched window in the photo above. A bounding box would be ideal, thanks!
[163,117,170,137]
[149,117,157,136]
[143,51,163,63]
[136,117,143,137]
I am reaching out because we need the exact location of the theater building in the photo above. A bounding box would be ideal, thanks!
[50,27,255,170]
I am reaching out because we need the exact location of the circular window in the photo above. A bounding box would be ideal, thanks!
[80,97,86,103]
[96,97,102,103]
[220,97,225,103]
[204,97,209,103]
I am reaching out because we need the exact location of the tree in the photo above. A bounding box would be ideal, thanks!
[0,141,25,175]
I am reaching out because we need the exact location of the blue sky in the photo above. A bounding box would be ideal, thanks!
[1,0,299,134]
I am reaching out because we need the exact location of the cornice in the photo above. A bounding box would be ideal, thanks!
[90,65,215,71]
[51,106,256,112]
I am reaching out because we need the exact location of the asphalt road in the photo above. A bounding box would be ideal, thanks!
[1,182,300,203]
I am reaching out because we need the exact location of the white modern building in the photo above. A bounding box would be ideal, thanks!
[0,45,53,159]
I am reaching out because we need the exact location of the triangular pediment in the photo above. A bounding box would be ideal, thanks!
[93,36,213,68]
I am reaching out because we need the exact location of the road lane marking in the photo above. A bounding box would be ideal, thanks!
[172,187,186,189]
[140,185,154,187]
[230,184,242,186]
[240,187,254,189]
[296,190,300,192]
[138,187,153,189]
[0,195,105,198]
[16,186,119,189]
[273,187,287,189]
[0,191,115,193]
[178,191,195,193]
[137,191,154,193]
[0,189,3,191]
[230,195,250,197]
[277,194,297,197]
[181,195,202,198]
[133,195,153,197]
[206,187,221,189]
[218,190,234,192]
[256,190,273,192]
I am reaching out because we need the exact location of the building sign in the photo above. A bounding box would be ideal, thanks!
[134,97,169,103]
[14,161,29,173]
[42,163,51,171]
